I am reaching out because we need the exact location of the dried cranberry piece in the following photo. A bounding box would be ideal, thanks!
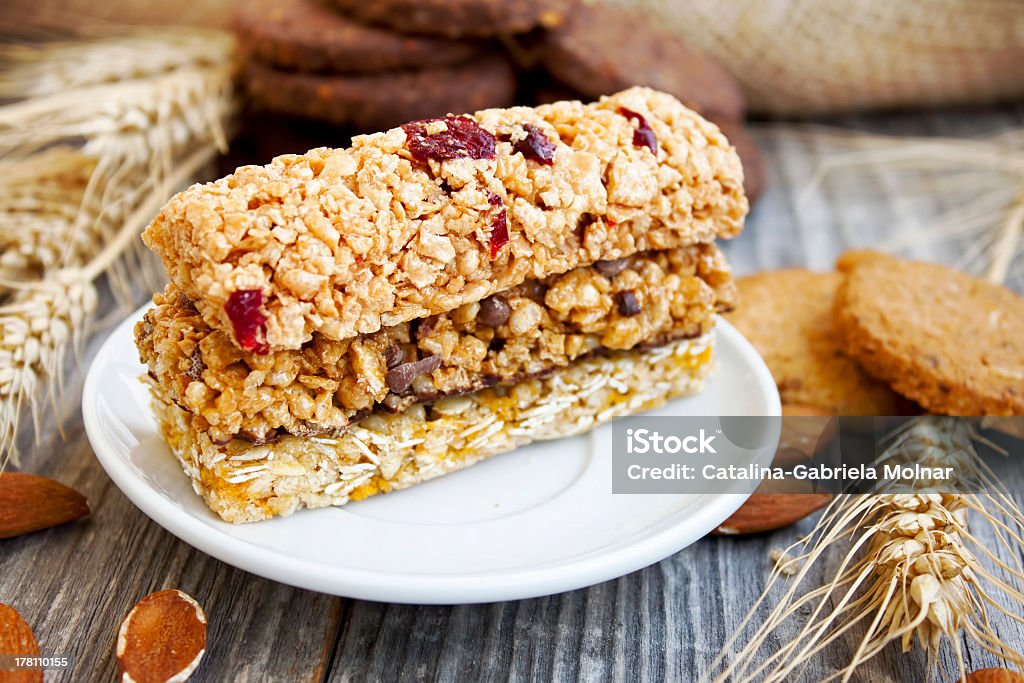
[618,107,657,155]
[225,289,269,354]
[614,290,642,317]
[414,315,439,341]
[401,116,496,162]
[508,124,556,165]
[487,191,509,259]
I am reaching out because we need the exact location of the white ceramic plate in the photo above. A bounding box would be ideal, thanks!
[84,308,780,604]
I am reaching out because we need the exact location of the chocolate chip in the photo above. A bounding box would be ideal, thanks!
[178,295,199,314]
[575,213,595,241]
[385,354,443,393]
[594,258,629,278]
[477,296,510,327]
[614,290,642,317]
[386,363,417,393]
[238,428,280,445]
[414,316,439,341]
[522,281,547,300]
[384,345,405,369]
[291,422,331,438]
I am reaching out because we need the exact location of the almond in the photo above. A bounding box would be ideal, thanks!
[712,404,835,535]
[713,490,832,535]
[966,668,1024,683]
[0,603,42,683]
[0,472,90,540]
[116,590,207,683]
[773,404,836,468]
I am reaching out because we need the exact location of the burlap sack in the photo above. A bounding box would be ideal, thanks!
[612,0,1024,115]
[7,0,1024,115]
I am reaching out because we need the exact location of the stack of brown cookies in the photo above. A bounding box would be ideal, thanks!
[727,252,1024,416]
[231,0,766,203]
[232,0,544,130]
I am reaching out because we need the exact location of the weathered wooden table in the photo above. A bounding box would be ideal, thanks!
[3,107,1023,682]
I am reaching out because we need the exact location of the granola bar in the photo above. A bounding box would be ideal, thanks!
[136,244,735,444]
[143,87,747,353]
[148,332,715,523]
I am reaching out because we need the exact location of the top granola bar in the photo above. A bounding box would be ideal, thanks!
[143,87,747,352]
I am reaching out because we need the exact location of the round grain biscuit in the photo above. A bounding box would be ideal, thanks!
[232,0,477,73]
[541,1,745,121]
[834,257,1024,415]
[726,269,913,415]
[243,55,517,131]
[329,0,573,38]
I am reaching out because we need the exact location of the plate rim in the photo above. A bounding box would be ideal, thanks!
[84,306,780,604]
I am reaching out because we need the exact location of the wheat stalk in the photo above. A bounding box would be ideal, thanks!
[0,27,234,98]
[712,418,1024,682]
[758,126,1024,286]
[0,28,236,467]
[0,149,97,279]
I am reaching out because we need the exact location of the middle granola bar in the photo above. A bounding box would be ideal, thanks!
[136,243,735,444]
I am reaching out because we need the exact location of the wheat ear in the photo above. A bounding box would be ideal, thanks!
[712,418,1024,682]
[759,126,1024,285]
[0,29,236,467]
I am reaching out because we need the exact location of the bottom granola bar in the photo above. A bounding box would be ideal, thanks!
[149,331,716,523]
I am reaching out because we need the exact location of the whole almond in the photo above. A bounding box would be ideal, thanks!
[0,603,42,683]
[117,590,206,683]
[714,491,832,535]
[773,404,836,468]
[966,668,1024,683]
[0,472,90,540]
[713,404,834,535]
